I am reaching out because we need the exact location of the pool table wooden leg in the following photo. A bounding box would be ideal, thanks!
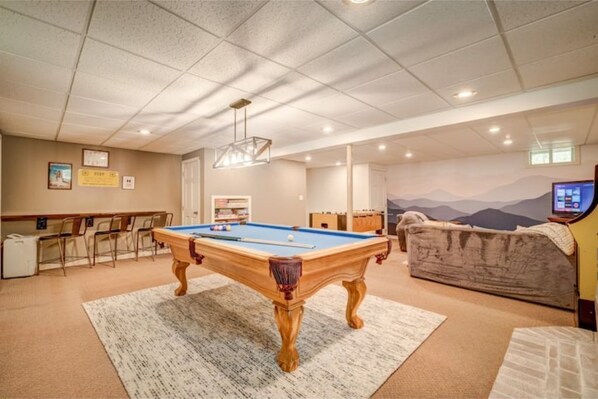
[172,259,190,296]
[343,278,366,329]
[273,301,304,372]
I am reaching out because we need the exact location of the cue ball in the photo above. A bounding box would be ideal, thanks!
[287,234,294,242]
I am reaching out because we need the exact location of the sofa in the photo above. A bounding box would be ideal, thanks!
[406,223,577,309]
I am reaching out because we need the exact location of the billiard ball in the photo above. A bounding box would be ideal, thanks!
[287,234,294,242]
[226,225,231,231]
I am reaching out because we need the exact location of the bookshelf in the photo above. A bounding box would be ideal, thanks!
[211,195,251,223]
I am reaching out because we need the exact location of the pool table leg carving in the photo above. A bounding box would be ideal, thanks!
[172,259,190,296]
[273,301,305,372]
[343,278,367,329]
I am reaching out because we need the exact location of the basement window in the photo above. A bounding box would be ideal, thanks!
[529,146,577,166]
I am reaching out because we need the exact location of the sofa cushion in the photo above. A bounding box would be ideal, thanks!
[516,223,575,256]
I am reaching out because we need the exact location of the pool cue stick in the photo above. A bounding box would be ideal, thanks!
[192,233,315,249]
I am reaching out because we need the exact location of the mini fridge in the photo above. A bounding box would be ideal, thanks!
[2,235,38,278]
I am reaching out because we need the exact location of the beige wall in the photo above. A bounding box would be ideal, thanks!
[1,136,182,236]
[184,149,307,226]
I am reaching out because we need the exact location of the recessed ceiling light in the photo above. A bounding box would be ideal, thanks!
[322,126,333,134]
[305,155,312,161]
[503,135,513,145]
[453,90,477,99]
[378,144,386,151]
[344,0,374,4]
[489,126,501,134]
[405,151,413,158]
[138,129,151,135]
[335,161,341,166]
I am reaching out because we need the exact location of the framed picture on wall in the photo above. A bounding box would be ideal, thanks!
[48,162,72,190]
[82,148,109,168]
[122,175,135,190]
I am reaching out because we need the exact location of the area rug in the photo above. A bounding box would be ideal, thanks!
[83,275,445,398]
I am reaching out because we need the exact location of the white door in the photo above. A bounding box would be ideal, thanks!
[182,158,200,225]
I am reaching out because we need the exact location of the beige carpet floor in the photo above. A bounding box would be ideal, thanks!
[0,242,574,398]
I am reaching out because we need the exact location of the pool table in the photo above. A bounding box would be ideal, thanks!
[152,222,392,372]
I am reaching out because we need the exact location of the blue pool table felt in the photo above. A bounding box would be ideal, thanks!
[166,222,377,257]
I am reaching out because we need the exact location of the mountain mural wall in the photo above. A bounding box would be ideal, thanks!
[387,192,547,234]
[386,146,598,235]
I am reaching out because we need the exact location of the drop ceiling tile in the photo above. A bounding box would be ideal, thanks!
[0,7,81,68]
[470,114,532,140]
[392,135,464,157]
[227,1,357,68]
[259,72,336,104]
[527,105,595,145]
[141,74,247,117]
[66,96,140,120]
[0,51,72,92]
[189,42,290,93]
[171,116,230,136]
[436,69,522,106]
[153,0,264,37]
[298,37,400,91]
[337,107,397,129]
[506,1,598,65]
[0,97,62,121]
[130,112,200,132]
[101,134,145,150]
[62,112,126,131]
[0,80,67,109]
[119,120,175,136]
[78,39,179,91]
[346,70,429,106]
[290,92,368,119]
[368,1,497,67]
[519,44,598,89]
[495,0,589,31]
[255,105,327,128]
[0,111,59,138]
[379,92,450,119]
[0,0,91,32]
[409,36,511,89]
[319,0,425,32]
[88,1,219,70]
[300,119,355,136]
[58,123,114,144]
[106,130,164,148]
[71,71,158,108]
[427,128,499,155]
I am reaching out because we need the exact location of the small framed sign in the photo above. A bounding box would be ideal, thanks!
[48,162,72,190]
[122,175,135,190]
[82,149,109,168]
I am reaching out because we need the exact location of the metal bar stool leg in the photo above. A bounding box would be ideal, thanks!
[84,236,92,268]
[93,235,98,266]
[58,237,66,276]
[135,231,141,261]
[108,233,116,268]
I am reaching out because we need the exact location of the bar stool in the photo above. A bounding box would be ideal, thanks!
[38,216,91,276]
[135,212,168,261]
[93,214,136,268]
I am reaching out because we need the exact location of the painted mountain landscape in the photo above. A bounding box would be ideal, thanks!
[387,176,554,234]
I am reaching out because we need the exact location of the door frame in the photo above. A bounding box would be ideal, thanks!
[181,157,201,225]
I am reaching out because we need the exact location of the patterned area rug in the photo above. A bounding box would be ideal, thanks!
[83,275,445,398]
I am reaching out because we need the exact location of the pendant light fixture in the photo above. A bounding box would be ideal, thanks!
[213,99,272,169]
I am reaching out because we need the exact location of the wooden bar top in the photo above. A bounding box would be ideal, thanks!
[1,211,165,222]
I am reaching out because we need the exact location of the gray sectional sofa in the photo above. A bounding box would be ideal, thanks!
[406,223,577,310]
